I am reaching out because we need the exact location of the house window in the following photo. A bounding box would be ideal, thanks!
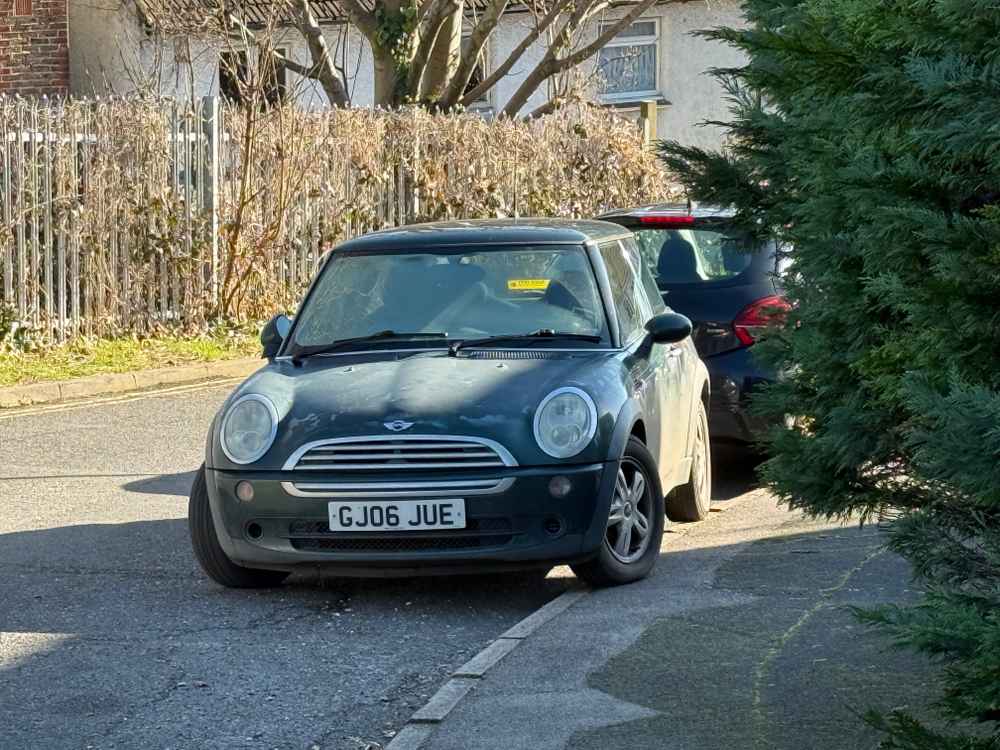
[13,0,33,16]
[219,49,287,108]
[461,35,490,108]
[597,20,659,102]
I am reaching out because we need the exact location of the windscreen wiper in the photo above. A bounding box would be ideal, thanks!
[291,330,448,365]
[449,329,601,356]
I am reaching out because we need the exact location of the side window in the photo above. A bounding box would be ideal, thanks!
[623,236,665,315]
[599,240,644,343]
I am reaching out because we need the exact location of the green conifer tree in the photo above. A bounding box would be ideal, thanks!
[660,1,1000,746]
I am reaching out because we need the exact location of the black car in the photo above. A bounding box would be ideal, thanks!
[189,219,713,588]
[598,204,787,444]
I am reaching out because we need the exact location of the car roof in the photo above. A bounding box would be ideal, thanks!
[335,218,632,253]
[596,202,737,221]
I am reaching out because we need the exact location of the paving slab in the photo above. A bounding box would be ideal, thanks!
[425,494,937,750]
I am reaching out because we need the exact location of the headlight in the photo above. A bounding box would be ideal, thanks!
[533,387,598,459]
[220,394,279,464]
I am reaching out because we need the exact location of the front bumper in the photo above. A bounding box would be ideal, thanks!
[205,462,615,573]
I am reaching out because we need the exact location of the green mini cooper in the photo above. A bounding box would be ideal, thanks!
[190,219,712,588]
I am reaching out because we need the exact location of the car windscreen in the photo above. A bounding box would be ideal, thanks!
[631,227,762,288]
[289,244,610,350]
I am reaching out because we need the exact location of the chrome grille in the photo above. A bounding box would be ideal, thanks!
[283,435,516,472]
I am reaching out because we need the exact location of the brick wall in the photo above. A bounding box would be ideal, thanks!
[0,0,69,95]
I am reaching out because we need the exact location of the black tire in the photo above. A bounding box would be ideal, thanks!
[666,401,712,522]
[188,466,289,589]
[571,436,665,587]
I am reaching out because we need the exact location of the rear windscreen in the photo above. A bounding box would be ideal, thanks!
[632,228,755,287]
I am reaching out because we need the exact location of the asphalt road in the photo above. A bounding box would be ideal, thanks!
[0,382,761,750]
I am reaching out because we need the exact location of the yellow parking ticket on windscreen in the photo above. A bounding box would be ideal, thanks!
[507,278,551,291]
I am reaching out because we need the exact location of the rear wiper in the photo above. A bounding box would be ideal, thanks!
[291,330,448,365]
[449,329,601,356]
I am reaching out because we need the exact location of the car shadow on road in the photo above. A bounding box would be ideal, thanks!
[0,513,569,750]
[0,516,572,624]
[121,470,197,496]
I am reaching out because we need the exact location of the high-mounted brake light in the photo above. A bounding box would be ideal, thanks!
[733,295,792,347]
[638,215,696,227]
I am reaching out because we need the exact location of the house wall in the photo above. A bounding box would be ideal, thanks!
[0,0,70,95]
[653,0,747,149]
[489,0,747,148]
[68,0,745,148]
[68,2,373,105]
[69,0,217,98]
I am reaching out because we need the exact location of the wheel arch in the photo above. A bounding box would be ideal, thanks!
[606,399,644,462]
[629,418,647,445]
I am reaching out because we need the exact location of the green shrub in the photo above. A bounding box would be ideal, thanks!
[660,0,1000,746]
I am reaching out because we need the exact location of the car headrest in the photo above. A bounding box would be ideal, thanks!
[658,235,701,283]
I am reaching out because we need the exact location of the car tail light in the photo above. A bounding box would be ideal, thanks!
[733,295,791,346]
[638,215,695,227]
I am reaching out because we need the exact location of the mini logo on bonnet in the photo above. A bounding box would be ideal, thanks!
[384,420,415,432]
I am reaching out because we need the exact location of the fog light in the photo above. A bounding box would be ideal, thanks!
[235,481,255,502]
[548,476,572,498]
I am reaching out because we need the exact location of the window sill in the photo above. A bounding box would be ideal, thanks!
[601,96,671,110]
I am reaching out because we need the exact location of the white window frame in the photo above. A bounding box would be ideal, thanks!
[597,18,661,104]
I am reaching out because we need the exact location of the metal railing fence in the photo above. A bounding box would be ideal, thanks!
[0,96,671,342]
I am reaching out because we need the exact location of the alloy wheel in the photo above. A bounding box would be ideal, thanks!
[605,457,654,564]
[691,408,711,508]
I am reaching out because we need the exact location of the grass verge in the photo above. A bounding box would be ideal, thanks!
[0,333,259,388]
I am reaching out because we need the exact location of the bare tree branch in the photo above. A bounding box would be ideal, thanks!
[438,0,507,108]
[222,4,349,106]
[337,0,380,42]
[557,0,657,69]
[290,0,351,105]
[500,0,662,117]
[498,0,599,116]
[525,91,581,119]
[458,0,561,108]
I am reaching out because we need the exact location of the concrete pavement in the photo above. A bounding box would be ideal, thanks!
[424,494,937,750]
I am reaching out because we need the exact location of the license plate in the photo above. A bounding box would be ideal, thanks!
[327,500,467,532]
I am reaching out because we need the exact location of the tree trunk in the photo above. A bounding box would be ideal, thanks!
[373,53,400,107]
[419,1,462,99]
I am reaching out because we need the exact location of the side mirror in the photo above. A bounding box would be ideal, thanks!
[645,312,692,344]
[261,314,292,360]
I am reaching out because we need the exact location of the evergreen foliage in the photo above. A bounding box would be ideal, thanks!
[659,0,1000,745]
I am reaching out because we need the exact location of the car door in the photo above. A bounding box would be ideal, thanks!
[599,239,661,467]
[601,238,682,488]
[626,236,690,484]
